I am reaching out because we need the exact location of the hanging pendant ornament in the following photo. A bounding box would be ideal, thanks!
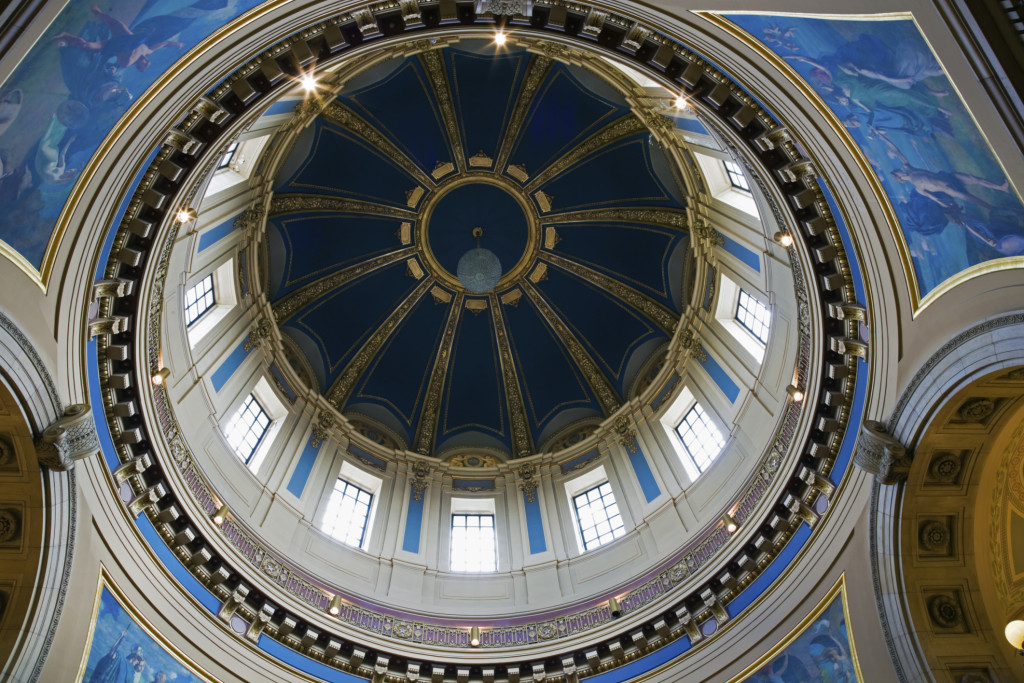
[457,227,502,293]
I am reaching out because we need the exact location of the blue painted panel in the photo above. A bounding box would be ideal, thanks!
[559,448,599,474]
[720,233,761,272]
[259,636,366,682]
[268,213,406,295]
[699,348,740,403]
[0,0,263,269]
[262,99,301,118]
[352,295,450,425]
[511,65,627,175]
[453,479,495,490]
[276,121,418,206]
[546,221,683,304]
[725,14,1024,299]
[818,177,868,304]
[523,492,546,554]
[341,59,452,173]
[197,214,239,252]
[535,266,662,389]
[504,296,601,437]
[138,515,220,613]
[211,340,250,393]
[627,440,661,502]
[448,46,529,162]
[349,443,387,470]
[673,117,709,135]
[442,306,507,443]
[286,440,320,498]
[541,136,680,211]
[402,487,424,553]
[89,341,122,471]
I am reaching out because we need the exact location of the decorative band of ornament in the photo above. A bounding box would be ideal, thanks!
[91,2,862,679]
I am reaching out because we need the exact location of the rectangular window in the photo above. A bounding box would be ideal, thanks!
[217,141,239,170]
[224,394,270,463]
[321,479,373,548]
[572,482,625,551]
[184,274,216,326]
[723,159,750,192]
[675,403,726,473]
[450,514,496,572]
[735,289,771,345]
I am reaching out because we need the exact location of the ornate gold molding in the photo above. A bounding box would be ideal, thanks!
[419,49,466,172]
[539,251,678,334]
[272,246,417,323]
[520,280,621,415]
[543,206,687,230]
[326,277,434,407]
[269,194,417,219]
[495,55,554,173]
[414,292,465,454]
[524,116,646,193]
[490,292,534,457]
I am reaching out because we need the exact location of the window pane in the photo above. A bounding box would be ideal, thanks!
[321,479,373,548]
[450,513,497,572]
[184,274,215,326]
[573,482,625,551]
[723,159,750,192]
[223,394,270,464]
[218,141,239,170]
[675,403,726,473]
[736,289,771,345]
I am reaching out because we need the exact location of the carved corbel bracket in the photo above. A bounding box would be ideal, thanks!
[855,419,912,484]
[243,316,273,352]
[411,460,431,501]
[613,415,638,454]
[310,410,335,448]
[517,463,538,503]
[36,404,100,471]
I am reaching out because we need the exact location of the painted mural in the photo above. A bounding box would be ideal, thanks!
[739,582,859,683]
[0,0,263,272]
[724,14,1024,300]
[80,582,208,683]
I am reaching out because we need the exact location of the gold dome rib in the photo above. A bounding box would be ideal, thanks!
[320,102,437,190]
[542,206,688,232]
[419,49,466,173]
[268,194,419,220]
[271,246,418,324]
[489,291,535,458]
[413,292,465,455]
[494,55,555,174]
[523,115,647,194]
[325,277,435,408]
[519,279,622,416]
[538,251,679,335]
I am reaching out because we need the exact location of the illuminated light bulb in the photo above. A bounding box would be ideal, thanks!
[494,31,507,46]
[329,595,342,616]
[786,384,804,402]
[723,513,738,533]
[175,208,196,223]
[774,231,794,248]
[469,626,481,647]
[673,94,688,110]
[151,367,171,385]
[299,72,318,93]
[1005,620,1024,650]
[212,504,229,525]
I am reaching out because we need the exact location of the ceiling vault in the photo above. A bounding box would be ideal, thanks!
[520,279,622,415]
[489,292,535,457]
[541,206,689,231]
[320,102,436,189]
[538,251,679,334]
[523,115,647,193]
[414,292,465,454]
[494,54,554,174]
[419,49,466,173]
[268,194,418,220]
[271,246,418,323]
[326,277,435,408]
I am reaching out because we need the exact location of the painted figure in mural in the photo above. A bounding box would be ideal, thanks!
[89,628,148,683]
[808,633,855,682]
[51,6,185,73]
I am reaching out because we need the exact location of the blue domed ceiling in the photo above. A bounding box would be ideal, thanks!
[266,41,690,458]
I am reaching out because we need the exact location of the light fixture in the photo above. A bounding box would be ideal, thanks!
[1006,620,1024,652]
[212,504,228,525]
[673,94,689,110]
[723,513,738,533]
[774,231,794,248]
[469,626,481,647]
[299,72,318,93]
[151,367,171,385]
[175,207,196,224]
[457,227,502,293]
[608,597,622,619]
[494,30,508,46]
[786,384,805,402]
[329,595,342,616]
